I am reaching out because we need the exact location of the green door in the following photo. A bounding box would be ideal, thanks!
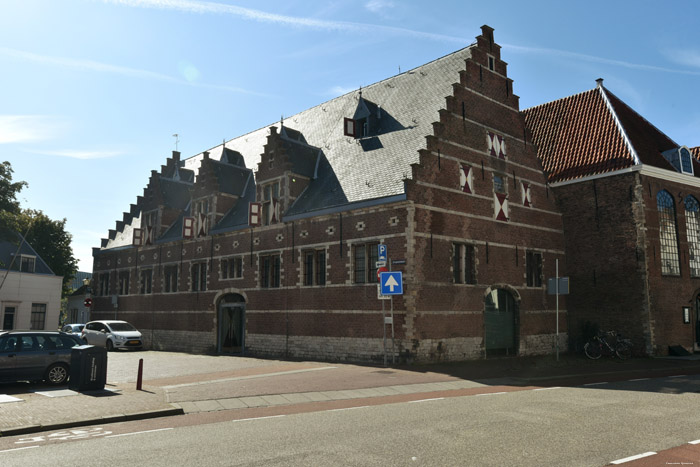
[484,289,518,356]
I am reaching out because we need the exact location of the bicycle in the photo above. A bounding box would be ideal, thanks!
[584,330,632,360]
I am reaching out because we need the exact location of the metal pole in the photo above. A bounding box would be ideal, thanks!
[382,296,387,367]
[556,259,559,361]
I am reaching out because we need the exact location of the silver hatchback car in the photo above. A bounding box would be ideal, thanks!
[81,320,143,351]
[0,331,83,385]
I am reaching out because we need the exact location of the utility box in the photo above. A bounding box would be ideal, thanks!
[69,345,108,391]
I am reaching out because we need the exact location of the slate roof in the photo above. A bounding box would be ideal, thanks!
[183,45,476,210]
[523,82,697,183]
[0,233,55,275]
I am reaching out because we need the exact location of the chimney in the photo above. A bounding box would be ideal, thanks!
[596,78,604,88]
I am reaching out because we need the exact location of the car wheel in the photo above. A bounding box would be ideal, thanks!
[45,363,69,386]
[106,340,114,351]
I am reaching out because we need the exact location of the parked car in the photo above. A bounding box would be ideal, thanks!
[61,324,85,341]
[0,331,84,385]
[81,320,143,351]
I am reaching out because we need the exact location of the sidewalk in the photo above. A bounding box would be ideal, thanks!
[2,354,700,437]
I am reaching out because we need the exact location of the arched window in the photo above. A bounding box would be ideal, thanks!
[685,195,700,277]
[657,190,680,275]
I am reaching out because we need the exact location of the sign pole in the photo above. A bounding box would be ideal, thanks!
[383,297,387,367]
[390,257,395,365]
[556,259,559,362]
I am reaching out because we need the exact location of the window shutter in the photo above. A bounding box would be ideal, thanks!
[494,192,509,221]
[183,217,195,239]
[133,228,144,246]
[460,164,473,194]
[344,117,356,137]
[248,202,262,227]
[521,182,531,207]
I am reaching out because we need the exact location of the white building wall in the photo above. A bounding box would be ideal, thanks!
[0,271,63,330]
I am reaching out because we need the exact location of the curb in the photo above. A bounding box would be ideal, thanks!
[0,407,184,438]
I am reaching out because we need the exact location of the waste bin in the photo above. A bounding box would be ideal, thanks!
[69,345,108,391]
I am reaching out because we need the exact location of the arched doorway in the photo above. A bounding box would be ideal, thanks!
[218,294,246,355]
[484,288,519,356]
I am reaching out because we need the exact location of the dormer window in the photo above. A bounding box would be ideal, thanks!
[11,254,36,273]
[344,117,368,138]
[662,146,694,176]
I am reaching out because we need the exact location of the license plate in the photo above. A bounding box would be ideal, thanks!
[127,340,140,345]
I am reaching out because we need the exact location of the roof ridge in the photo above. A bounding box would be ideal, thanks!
[522,87,598,112]
[597,85,641,165]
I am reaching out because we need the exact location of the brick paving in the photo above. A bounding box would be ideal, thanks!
[2,352,700,437]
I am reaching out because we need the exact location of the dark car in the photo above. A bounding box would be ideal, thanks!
[0,331,83,385]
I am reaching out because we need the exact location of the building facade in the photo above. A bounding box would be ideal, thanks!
[0,234,63,331]
[91,26,568,362]
[524,80,700,356]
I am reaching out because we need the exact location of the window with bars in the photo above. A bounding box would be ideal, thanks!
[657,190,680,275]
[118,271,130,295]
[140,269,152,294]
[303,249,326,286]
[453,243,476,284]
[526,251,543,287]
[222,257,243,280]
[191,262,207,292]
[260,254,281,288]
[164,265,178,293]
[353,242,379,284]
[30,303,46,330]
[685,195,700,277]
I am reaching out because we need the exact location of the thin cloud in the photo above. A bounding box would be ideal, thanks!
[0,115,67,144]
[103,0,466,44]
[503,43,700,76]
[365,1,395,13]
[27,149,124,160]
[327,85,357,96]
[663,49,700,69]
[0,46,267,96]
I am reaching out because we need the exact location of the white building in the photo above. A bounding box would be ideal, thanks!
[0,234,63,330]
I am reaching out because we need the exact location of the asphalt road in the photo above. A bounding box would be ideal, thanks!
[3,374,700,466]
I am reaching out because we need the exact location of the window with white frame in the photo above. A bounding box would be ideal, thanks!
[222,257,243,280]
[140,269,152,294]
[657,190,680,275]
[259,254,281,288]
[453,243,476,284]
[685,195,700,277]
[353,242,379,284]
[164,265,178,293]
[30,303,46,330]
[191,262,207,292]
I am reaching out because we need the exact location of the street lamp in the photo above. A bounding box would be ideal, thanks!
[83,277,92,323]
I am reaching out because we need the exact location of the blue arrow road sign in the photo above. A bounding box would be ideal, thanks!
[380,271,403,295]
[378,244,387,262]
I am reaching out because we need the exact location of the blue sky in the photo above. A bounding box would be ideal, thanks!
[1,0,699,272]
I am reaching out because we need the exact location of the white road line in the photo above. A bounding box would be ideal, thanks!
[164,366,337,389]
[628,378,650,382]
[476,392,507,396]
[232,415,286,422]
[105,428,173,438]
[583,382,608,386]
[0,446,39,453]
[327,406,370,412]
[610,452,656,464]
[668,375,687,378]
[688,439,700,445]
[534,387,561,391]
[408,398,445,403]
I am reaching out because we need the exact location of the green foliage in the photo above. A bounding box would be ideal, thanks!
[0,161,77,297]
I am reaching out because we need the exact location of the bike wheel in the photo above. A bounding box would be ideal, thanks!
[584,340,602,359]
[615,342,632,360]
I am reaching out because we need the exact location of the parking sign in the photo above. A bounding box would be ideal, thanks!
[378,244,387,262]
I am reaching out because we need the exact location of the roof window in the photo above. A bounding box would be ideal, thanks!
[662,146,694,176]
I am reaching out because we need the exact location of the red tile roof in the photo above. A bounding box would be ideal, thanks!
[523,85,683,183]
[691,146,700,161]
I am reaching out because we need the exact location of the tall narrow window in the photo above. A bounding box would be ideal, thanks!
[140,269,152,294]
[164,265,178,293]
[20,256,35,273]
[192,263,207,291]
[99,273,110,296]
[685,195,700,277]
[526,251,543,287]
[353,243,379,284]
[260,254,281,288]
[118,271,130,295]
[657,190,680,275]
[303,249,326,286]
[222,257,243,279]
[453,243,476,284]
[30,303,46,330]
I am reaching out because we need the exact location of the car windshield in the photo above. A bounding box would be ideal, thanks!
[109,322,136,332]
[75,325,84,332]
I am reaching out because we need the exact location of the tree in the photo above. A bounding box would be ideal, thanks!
[0,161,77,296]
[17,210,78,297]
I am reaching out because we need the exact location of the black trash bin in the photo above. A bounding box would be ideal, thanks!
[69,345,108,391]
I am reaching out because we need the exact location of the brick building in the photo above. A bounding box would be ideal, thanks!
[524,79,700,355]
[91,25,568,362]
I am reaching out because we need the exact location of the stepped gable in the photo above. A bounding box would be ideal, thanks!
[524,80,698,183]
